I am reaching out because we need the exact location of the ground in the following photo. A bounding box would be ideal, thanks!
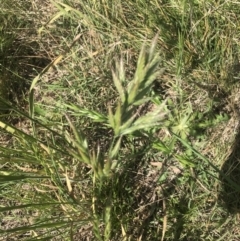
[1,0,240,240]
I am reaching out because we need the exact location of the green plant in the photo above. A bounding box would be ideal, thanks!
[1,0,240,240]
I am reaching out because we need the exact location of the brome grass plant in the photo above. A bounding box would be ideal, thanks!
[1,0,240,240]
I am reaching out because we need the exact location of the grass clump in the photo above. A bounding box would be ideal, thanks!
[1,0,240,240]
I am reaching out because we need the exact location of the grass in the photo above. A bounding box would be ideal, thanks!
[1,0,240,240]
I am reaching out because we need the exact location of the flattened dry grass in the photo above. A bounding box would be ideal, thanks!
[1,0,240,240]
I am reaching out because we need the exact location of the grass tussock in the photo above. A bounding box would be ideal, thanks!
[1,0,240,240]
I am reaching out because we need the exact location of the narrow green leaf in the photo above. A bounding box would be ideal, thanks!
[149,34,159,60]
[119,112,137,135]
[152,141,172,155]
[175,154,196,168]
[66,147,89,165]
[0,203,69,212]
[65,115,84,145]
[0,175,49,182]
[0,222,67,233]
[29,89,34,118]
[120,122,161,135]
[108,105,115,128]
[113,102,122,136]
[109,136,122,159]
[112,70,125,103]
[65,104,108,123]
[127,80,140,105]
[65,134,90,164]
[104,204,112,240]
[172,132,240,191]
[26,236,56,241]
